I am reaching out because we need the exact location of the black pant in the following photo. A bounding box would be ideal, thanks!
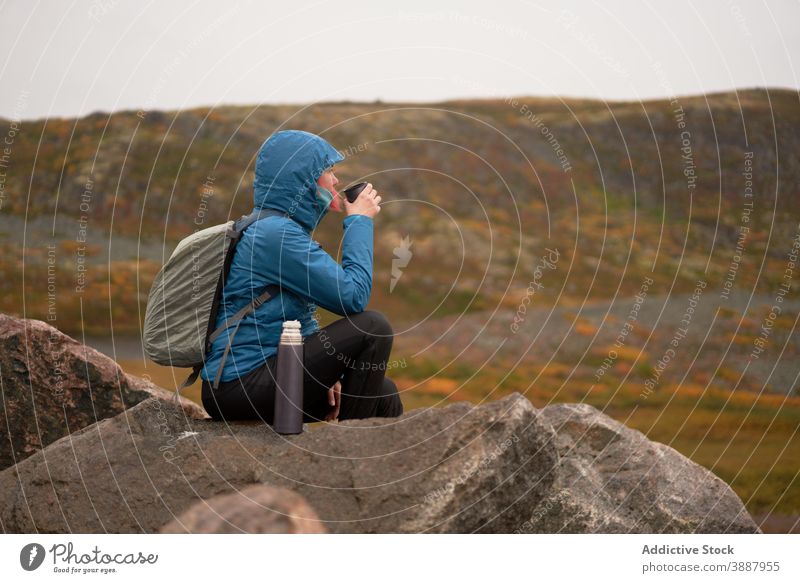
[201,310,404,423]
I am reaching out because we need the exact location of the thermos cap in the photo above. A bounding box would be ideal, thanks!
[343,181,368,203]
[280,320,303,345]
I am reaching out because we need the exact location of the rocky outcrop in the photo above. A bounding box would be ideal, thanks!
[515,403,757,533]
[0,315,207,471]
[159,484,326,533]
[0,391,759,534]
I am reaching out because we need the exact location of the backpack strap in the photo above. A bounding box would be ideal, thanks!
[210,284,280,390]
[171,207,288,403]
[171,364,203,405]
[207,285,279,345]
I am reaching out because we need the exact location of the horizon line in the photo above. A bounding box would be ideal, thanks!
[2,85,798,124]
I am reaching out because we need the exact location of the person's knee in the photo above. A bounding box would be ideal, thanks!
[360,310,393,338]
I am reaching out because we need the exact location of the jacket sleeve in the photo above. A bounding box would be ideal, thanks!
[254,214,374,315]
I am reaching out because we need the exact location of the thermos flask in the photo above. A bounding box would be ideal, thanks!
[273,320,304,434]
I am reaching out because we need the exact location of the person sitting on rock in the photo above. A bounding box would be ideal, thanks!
[200,130,403,424]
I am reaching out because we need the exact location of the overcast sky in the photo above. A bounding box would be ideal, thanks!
[1,0,798,120]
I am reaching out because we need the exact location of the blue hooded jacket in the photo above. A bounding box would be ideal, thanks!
[200,130,374,383]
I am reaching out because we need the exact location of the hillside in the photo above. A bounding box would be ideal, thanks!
[1,89,798,378]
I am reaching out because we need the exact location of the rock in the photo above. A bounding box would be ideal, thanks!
[159,484,326,533]
[123,372,206,419]
[0,314,207,471]
[0,391,759,533]
[0,393,557,533]
[516,403,759,533]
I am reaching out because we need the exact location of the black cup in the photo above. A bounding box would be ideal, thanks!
[343,181,368,203]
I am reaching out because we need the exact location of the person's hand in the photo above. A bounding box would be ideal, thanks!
[324,380,342,422]
[343,183,381,219]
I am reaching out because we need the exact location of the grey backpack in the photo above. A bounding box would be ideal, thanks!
[143,208,284,400]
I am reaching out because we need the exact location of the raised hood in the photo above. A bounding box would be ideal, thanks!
[252,130,344,232]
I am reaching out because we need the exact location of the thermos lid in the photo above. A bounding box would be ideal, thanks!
[343,181,368,203]
[280,320,303,344]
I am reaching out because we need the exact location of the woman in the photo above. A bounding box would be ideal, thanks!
[199,130,403,424]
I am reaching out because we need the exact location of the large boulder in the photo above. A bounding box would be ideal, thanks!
[516,403,758,533]
[0,314,207,471]
[0,391,758,533]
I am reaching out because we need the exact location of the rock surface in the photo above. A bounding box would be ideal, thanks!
[0,391,759,533]
[0,315,207,471]
[159,483,326,533]
[515,403,758,533]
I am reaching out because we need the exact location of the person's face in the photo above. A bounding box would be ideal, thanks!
[316,167,343,213]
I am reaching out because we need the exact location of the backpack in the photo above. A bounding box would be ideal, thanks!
[143,207,285,401]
